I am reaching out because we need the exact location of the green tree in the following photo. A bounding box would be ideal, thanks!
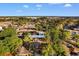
[73,34,79,39]
[53,43,65,56]
[0,27,16,38]
[0,27,22,55]
[23,34,32,42]
[49,28,66,56]
[50,28,60,42]
[73,34,79,47]
[60,30,71,40]
[0,41,10,56]
[42,43,55,56]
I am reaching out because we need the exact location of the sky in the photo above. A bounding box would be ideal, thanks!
[0,3,79,16]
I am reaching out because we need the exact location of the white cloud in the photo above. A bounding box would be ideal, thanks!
[64,4,72,7]
[36,4,42,10]
[23,5,29,8]
[36,4,42,7]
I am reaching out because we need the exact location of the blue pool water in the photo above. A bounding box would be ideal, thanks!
[31,35,45,38]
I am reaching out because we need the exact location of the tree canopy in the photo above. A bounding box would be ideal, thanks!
[0,27,22,55]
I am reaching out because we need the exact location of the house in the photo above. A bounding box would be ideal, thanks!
[64,24,79,35]
[64,29,79,35]
[18,32,25,39]
[30,31,45,39]
[16,23,36,33]
[0,26,3,31]
[17,23,45,40]
[0,21,12,28]
[17,46,32,56]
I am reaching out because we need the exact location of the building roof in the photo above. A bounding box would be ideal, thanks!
[0,26,3,31]
[18,46,31,56]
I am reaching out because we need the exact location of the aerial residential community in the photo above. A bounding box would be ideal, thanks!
[0,16,79,56]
